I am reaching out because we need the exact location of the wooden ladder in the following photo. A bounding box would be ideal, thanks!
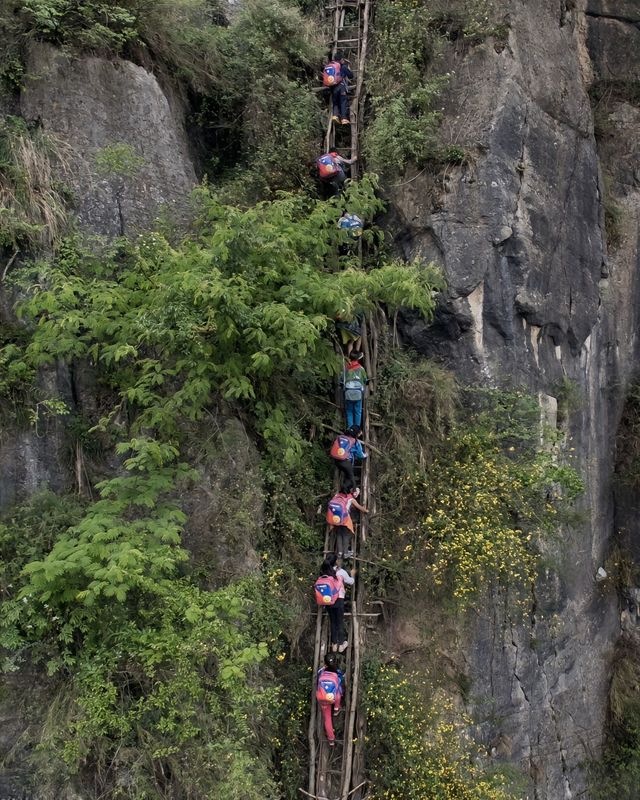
[323,0,371,177]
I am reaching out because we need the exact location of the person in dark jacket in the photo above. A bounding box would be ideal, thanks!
[330,52,353,125]
[335,311,363,357]
[318,554,349,652]
[330,426,367,493]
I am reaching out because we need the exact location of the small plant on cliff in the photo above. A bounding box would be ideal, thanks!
[364,0,448,175]
[365,0,509,176]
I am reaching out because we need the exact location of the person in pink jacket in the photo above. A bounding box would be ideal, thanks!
[316,653,345,746]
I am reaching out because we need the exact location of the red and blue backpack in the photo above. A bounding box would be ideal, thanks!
[316,669,341,703]
[330,435,355,462]
[323,61,343,87]
[317,153,340,180]
[314,575,340,606]
[326,493,350,526]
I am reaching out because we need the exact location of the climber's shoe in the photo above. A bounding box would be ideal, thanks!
[341,118,351,125]
[331,115,340,123]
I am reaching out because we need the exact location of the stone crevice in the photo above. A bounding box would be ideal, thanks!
[584,10,640,28]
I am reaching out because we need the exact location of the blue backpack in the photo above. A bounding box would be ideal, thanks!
[338,213,363,238]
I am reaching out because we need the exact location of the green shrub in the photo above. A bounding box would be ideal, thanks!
[590,638,640,800]
[371,351,583,606]
[364,0,509,176]
[364,0,448,175]
[363,659,518,800]
[0,180,441,794]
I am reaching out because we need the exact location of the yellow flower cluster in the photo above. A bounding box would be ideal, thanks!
[382,429,580,607]
[364,663,514,800]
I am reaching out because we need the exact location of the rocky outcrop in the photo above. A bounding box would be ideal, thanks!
[1,43,199,505]
[390,0,640,796]
[19,43,197,236]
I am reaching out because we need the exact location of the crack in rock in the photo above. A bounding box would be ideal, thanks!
[585,10,640,28]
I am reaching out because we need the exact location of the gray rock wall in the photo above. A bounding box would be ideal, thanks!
[390,1,640,796]
[0,44,199,799]
[19,43,197,236]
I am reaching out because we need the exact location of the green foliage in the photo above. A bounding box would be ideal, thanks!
[365,0,508,175]
[20,0,140,51]
[0,490,86,598]
[94,143,145,179]
[364,0,448,175]
[363,659,517,800]
[590,638,640,800]
[199,0,324,202]
[15,179,440,459]
[0,115,69,250]
[0,488,286,799]
[371,351,583,606]
[0,320,35,408]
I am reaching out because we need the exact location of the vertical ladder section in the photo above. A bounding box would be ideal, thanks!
[323,0,371,176]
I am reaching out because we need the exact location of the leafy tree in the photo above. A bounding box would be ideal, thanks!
[1,179,441,796]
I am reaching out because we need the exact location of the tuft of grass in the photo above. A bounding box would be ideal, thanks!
[0,116,70,251]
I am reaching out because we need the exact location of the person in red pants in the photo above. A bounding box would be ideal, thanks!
[316,653,345,746]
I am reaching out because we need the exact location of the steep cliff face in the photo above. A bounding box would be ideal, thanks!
[20,43,197,236]
[1,1,639,798]
[0,44,197,509]
[391,1,640,796]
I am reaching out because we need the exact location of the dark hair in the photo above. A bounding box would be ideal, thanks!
[320,554,337,575]
[351,351,364,362]
[334,50,343,61]
[324,653,339,672]
[347,424,361,438]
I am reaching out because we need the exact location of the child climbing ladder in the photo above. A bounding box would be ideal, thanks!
[306,2,373,799]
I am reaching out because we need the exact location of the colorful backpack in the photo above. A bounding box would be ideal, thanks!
[343,366,365,402]
[317,153,341,180]
[330,435,355,462]
[314,575,340,606]
[326,493,350,526]
[316,670,341,703]
[338,213,363,238]
[323,61,343,87]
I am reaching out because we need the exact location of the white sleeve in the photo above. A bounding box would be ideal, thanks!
[337,568,354,586]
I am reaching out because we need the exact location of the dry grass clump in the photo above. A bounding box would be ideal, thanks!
[0,116,70,251]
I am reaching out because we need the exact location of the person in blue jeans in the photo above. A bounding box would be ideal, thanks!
[330,52,353,125]
[341,351,368,429]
